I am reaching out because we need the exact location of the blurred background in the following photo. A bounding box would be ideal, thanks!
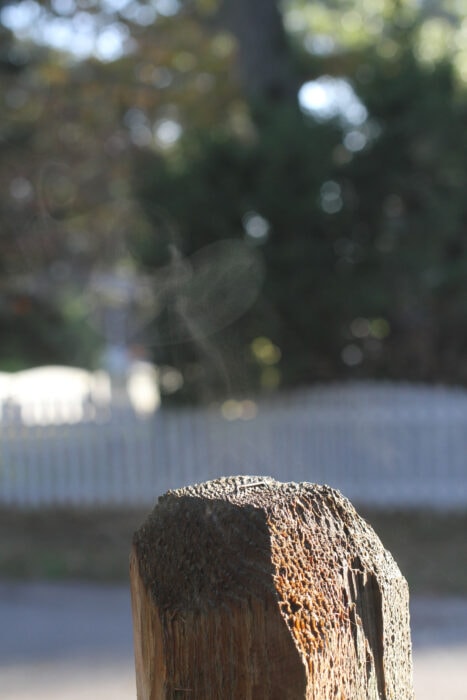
[1,0,467,697]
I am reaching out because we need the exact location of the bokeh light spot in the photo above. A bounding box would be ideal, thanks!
[242,212,270,243]
[260,366,281,389]
[154,119,182,148]
[370,318,390,340]
[10,177,34,202]
[350,317,370,339]
[251,337,281,365]
[299,76,368,126]
[320,180,343,214]
[341,344,363,367]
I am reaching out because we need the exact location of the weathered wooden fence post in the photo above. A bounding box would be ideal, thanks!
[130,476,414,699]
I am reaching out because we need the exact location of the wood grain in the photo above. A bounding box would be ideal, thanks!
[130,476,414,699]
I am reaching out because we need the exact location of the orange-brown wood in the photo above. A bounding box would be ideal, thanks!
[130,476,414,699]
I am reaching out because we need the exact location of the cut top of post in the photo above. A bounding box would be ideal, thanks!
[134,476,400,609]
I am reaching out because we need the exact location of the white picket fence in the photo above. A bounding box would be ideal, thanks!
[1,381,467,509]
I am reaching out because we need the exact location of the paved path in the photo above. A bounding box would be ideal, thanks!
[410,597,467,700]
[1,582,466,699]
[0,582,134,699]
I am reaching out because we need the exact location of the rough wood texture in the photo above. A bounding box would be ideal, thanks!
[130,476,414,699]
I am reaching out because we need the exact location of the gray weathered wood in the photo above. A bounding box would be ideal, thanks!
[130,476,414,699]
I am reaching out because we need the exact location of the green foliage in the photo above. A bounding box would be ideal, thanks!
[133,108,344,396]
[3,1,467,397]
[134,46,467,397]
[0,295,100,371]
[346,51,467,381]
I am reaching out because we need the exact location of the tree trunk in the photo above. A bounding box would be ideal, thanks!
[130,476,414,699]
[216,0,300,104]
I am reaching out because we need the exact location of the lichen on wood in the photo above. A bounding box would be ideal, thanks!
[130,475,414,699]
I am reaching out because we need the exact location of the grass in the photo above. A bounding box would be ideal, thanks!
[1,505,466,595]
[0,506,148,582]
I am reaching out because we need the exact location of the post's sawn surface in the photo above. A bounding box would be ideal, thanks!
[130,476,414,699]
